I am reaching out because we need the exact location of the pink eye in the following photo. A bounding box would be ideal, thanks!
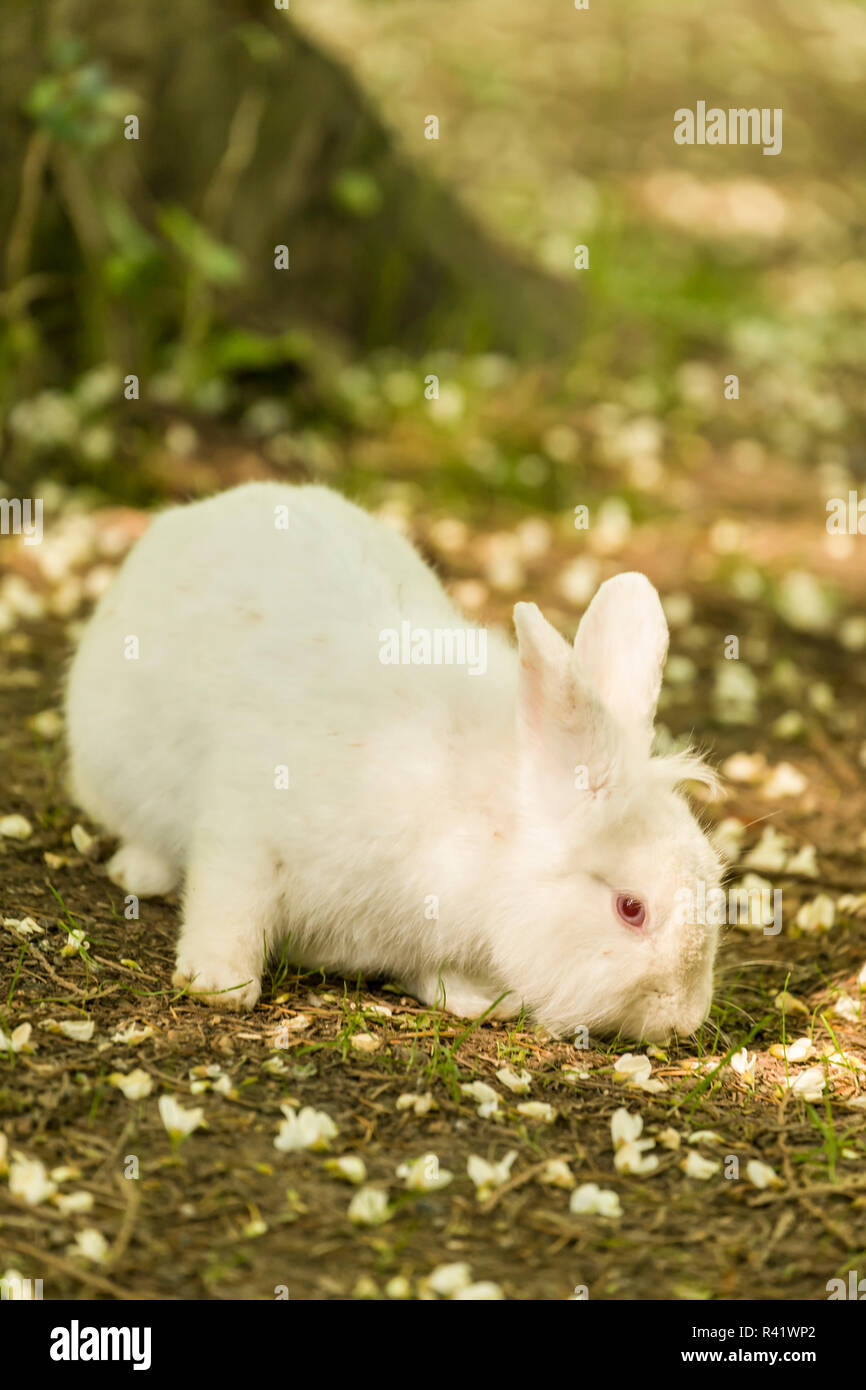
[615,894,646,928]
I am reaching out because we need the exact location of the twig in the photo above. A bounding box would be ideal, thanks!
[107,1176,141,1269]
[2,1238,164,1300]
[4,130,51,289]
[92,954,163,984]
[20,941,89,997]
[480,1159,551,1214]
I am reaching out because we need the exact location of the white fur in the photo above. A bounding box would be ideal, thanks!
[66,482,721,1039]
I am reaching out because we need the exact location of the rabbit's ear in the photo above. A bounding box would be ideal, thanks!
[573,573,668,745]
[513,602,577,733]
[513,602,616,804]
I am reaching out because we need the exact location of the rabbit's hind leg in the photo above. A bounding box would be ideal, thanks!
[107,843,180,898]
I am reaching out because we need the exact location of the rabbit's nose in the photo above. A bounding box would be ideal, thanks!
[635,990,709,1042]
[669,1001,710,1038]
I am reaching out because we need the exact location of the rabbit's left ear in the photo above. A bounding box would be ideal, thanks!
[573,573,668,747]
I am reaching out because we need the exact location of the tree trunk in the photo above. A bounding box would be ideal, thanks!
[0,0,579,371]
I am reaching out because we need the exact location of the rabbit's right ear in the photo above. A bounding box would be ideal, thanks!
[573,573,668,752]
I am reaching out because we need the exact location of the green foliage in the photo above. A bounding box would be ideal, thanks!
[158,207,246,287]
[25,38,136,150]
[233,22,283,66]
[203,327,315,375]
[2,0,864,509]
[100,196,164,296]
[331,169,383,219]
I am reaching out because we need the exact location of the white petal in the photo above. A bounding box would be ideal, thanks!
[614,1053,653,1084]
[610,1107,643,1148]
[324,1155,367,1185]
[453,1281,505,1300]
[274,1105,337,1153]
[495,1067,532,1094]
[746,1160,782,1190]
[55,1191,94,1214]
[515,1101,557,1123]
[69,1228,108,1263]
[729,1048,756,1080]
[785,1067,826,1100]
[347,1187,392,1226]
[158,1095,204,1139]
[761,762,807,799]
[539,1159,574,1189]
[395,1153,453,1191]
[614,1140,659,1175]
[769,1037,814,1063]
[795,895,835,933]
[460,1081,500,1118]
[466,1151,517,1195]
[428,1262,473,1296]
[681,1151,721,1180]
[111,1022,153,1045]
[656,1128,682,1150]
[570,1183,622,1218]
[396,1091,438,1116]
[109,1069,152,1100]
[57,1019,95,1042]
[9,1155,57,1205]
[0,814,33,840]
[742,826,789,873]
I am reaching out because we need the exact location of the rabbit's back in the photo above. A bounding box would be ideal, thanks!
[65,482,476,854]
[110,481,452,630]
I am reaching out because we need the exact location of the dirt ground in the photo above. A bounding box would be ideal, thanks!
[1,446,865,1302]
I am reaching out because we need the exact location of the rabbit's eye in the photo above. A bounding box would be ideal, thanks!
[615,894,646,928]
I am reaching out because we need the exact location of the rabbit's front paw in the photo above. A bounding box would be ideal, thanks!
[408,971,519,1021]
[107,843,178,898]
[442,980,516,1020]
[172,954,261,1011]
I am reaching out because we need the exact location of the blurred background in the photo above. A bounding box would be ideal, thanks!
[1,0,865,695]
[2,0,866,1305]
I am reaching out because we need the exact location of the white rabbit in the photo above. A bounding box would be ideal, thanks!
[66,481,722,1041]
